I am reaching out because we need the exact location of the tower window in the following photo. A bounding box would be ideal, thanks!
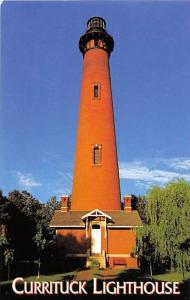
[94,40,98,47]
[94,85,99,98]
[93,83,101,99]
[92,144,102,165]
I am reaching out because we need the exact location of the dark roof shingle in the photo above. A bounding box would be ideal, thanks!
[50,210,142,228]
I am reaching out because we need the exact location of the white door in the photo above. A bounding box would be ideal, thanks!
[91,224,101,254]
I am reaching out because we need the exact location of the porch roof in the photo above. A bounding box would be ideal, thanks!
[50,209,142,228]
[81,209,112,220]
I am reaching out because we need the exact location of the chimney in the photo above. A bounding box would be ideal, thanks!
[60,195,69,212]
[123,195,132,212]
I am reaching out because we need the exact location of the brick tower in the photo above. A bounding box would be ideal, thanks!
[71,17,121,211]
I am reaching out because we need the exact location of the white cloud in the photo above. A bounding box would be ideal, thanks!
[14,171,42,188]
[135,180,154,190]
[167,158,190,170]
[119,157,190,188]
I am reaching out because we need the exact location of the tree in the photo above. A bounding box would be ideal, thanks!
[45,196,60,222]
[7,190,41,261]
[0,232,14,281]
[131,195,146,222]
[137,226,156,279]
[0,190,9,225]
[33,196,59,276]
[33,226,46,278]
[137,180,190,274]
[0,233,8,280]
[0,190,59,279]
[0,191,9,280]
[4,248,14,280]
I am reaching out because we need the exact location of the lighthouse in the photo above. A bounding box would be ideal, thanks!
[72,17,121,211]
[50,17,142,269]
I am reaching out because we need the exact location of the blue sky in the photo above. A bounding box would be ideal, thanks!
[1,1,190,202]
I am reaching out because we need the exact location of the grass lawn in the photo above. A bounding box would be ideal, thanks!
[0,270,78,286]
[25,270,78,282]
[25,269,190,283]
[1,268,190,286]
[152,271,190,282]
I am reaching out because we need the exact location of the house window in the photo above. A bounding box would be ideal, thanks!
[92,144,102,165]
[92,224,100,229]
[93,84,101,99]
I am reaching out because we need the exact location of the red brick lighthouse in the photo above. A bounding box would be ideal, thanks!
[72,16,121,211]
[50,17,142,269]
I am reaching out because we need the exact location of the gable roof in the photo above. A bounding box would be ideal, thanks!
[81,209,112,220]
[50,210,142,228]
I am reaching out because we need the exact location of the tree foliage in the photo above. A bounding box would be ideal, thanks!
[131,195,146,222]
[137,179,190,272]
[0,190,59,279]
[7,191,41,260]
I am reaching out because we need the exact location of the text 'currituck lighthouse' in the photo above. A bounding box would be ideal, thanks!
[50,17,142,269]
